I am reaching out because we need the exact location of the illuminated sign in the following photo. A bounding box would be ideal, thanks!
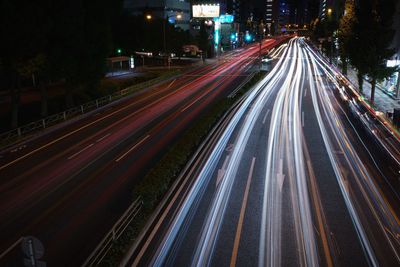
[387,60,400,67]
[192,4,220,18]
[130,56,135,69]
[214,19,221,45]
[219,14,234,23]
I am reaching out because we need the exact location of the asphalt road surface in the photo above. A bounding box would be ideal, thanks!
[0,38,288,266]
[126,38,400,267]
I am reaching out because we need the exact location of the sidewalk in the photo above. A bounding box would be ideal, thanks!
[346,68,400,113]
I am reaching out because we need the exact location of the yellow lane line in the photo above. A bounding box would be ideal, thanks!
[230,157,256,267]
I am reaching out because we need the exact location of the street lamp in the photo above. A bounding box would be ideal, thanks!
[145,12,182,65]
[327,8,334,63]
[163,13,183,57]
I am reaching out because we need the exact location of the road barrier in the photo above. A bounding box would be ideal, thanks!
[0,72,179,149]
[82,196,143,267]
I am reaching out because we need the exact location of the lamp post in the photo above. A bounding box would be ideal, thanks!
[163,14,182,56]
[327,8,334,64]
[147,12,182,66]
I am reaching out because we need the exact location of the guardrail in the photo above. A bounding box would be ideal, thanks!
[0,71,179,149]
[82,196,143,267]
[309,42,400,141]
[228,72,257,98]
[0,237,23,262]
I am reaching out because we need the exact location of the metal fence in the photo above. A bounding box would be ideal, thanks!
[0,71,179,149]
[82,196,143,267]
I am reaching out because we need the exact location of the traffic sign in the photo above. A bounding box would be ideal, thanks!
[21,236,46,267]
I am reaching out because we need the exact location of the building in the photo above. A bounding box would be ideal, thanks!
[262,0,279,35]
[226,0,241,22]
[319,0,345,20]
[265,0,274,25]
[319,0,328,19]
[123,0,191,30]
[279,0,290,26]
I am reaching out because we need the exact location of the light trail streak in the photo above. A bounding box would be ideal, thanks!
[260,38,318,267]
[303,43,379,266]
[303,38,400,265]
[150,40,292,267]
[141,37,400,267]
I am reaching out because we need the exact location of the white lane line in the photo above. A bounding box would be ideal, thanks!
[115,135,150,162]
[68,143,94,160]
[277,158,285,192]
[181,97,201,113]
[96,133,111,143]
[230,157,256,267]
[302,111,305,127]
[216,155,231,187]
[166,79,176,89]
[262,109,271,124]
[0,76,190,171]
[304,88,307,97]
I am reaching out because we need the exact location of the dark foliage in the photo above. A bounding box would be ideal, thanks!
[0,0,121,127]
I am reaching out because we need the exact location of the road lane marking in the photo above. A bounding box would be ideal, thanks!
[226,143,234,152]
[262,109,271,124]
[96,133,111,143]
[67,143,94,160]
[277,158,285,192]
[166,79,176,89]
[230,157,256,267]
[216,155,230,187]
[115,135,150,162]
[0,74,199,171]
[181,97,201,113]
[306,159,334,267]
[302,111,305,127]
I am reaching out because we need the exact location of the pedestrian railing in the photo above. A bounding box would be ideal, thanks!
[0,71,179,149]
[82,196,143,267]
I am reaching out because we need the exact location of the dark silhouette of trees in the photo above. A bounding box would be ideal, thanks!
[0,0,119,128]
[338,0,356,75]
[111,14,192,57]
[339,0,397,103]
[358,0,397,104]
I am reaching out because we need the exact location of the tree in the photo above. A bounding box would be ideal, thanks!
[338,0,356,74]
[48,0,115,108]
[0,0,49,127]
[352,0,397,104]
[0,0,118,128]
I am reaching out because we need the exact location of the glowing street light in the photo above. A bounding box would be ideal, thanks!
[245,34,252,42]
[146,14,152,20]
[327,8,333,15]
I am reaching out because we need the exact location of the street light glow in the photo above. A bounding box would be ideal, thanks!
[327,8,332,15]
[146,14,152,20]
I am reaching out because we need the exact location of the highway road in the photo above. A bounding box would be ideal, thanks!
[0,38,288,266]
[125,38,400,267]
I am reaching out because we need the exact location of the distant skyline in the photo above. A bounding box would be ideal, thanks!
[244,0,318,24]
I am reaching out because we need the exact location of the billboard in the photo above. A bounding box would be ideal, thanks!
[192,4,220,18]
